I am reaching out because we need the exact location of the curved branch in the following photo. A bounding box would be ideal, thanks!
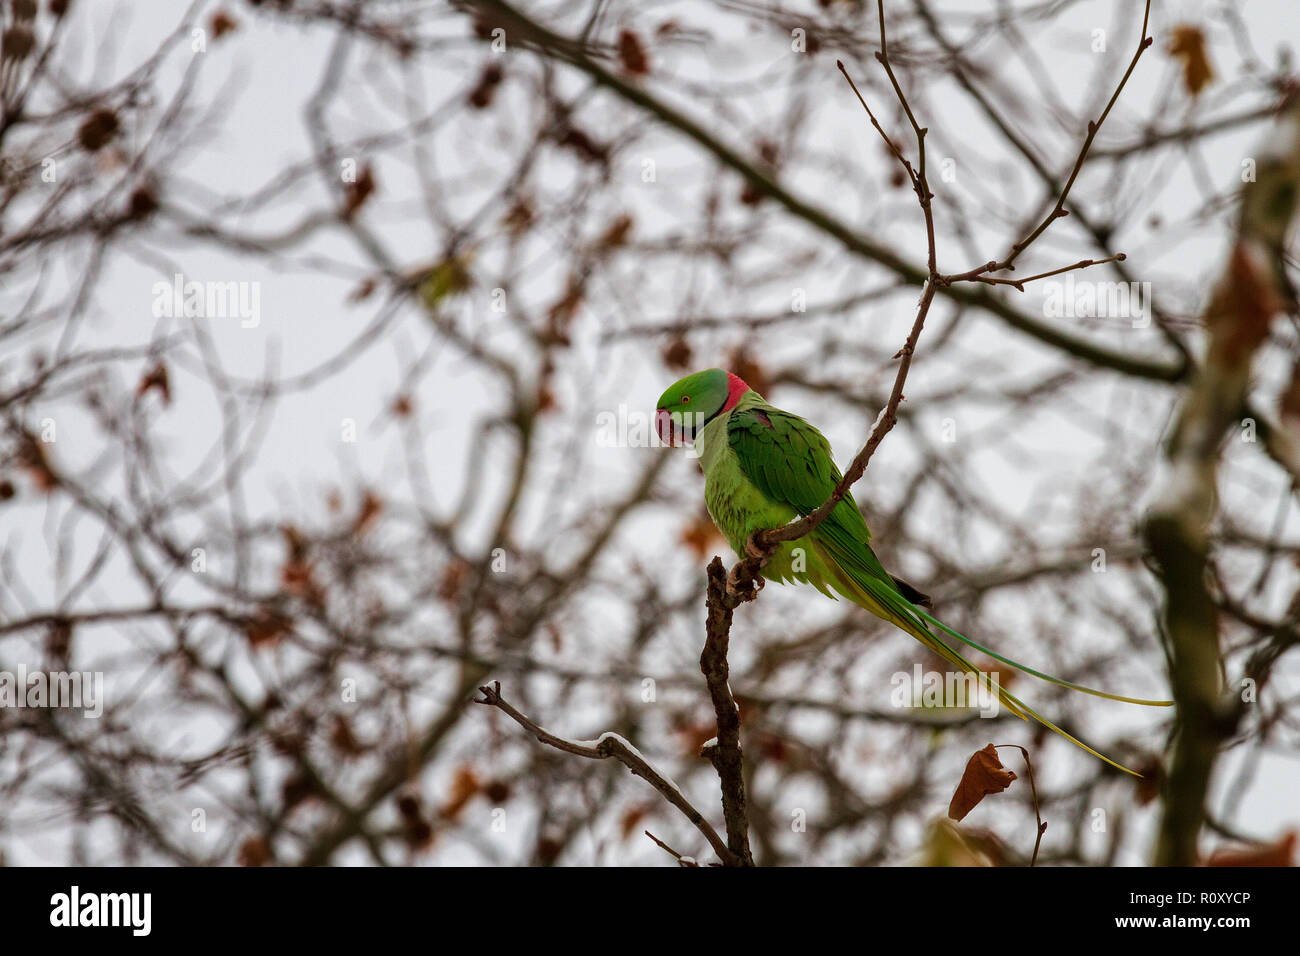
[474,681,740,866]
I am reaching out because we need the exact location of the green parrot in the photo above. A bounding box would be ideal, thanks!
[656,367,1171,775]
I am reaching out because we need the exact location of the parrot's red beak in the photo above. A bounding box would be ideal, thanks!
[655,408,678,446]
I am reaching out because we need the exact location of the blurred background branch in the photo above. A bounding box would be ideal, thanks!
[1147,94,1300,866]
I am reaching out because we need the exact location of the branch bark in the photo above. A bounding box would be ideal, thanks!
[1147,94,1300,866]
[702,558,756,866]
[474,681,740,866]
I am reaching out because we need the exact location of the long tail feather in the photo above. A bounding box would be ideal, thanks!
[913,607,1172,707]
[992,682,1144,776]
[892,610,1028,722]
[892,602,1144,776]
[829,557,1148,775]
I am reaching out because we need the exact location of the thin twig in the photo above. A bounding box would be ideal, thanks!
[955,0,1154,279]
[644,830,702,867]
[975,253,1128,292]
[873,0,937,273]
[995,744,1047,867]
[474,681,739,866]
[737,14,944,575]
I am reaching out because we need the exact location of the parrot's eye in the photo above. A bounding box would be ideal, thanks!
[681,395,691,404]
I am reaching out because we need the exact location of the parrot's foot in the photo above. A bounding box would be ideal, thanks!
[743,532,775,560]
[726,564,765,600]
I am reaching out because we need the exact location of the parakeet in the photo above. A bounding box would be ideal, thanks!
[656,367,1171,775]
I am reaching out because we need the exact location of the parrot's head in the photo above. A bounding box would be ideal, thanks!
[655,368,751,445]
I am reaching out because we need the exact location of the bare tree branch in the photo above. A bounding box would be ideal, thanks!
[474,681,739,866]
[1147,94,1300,866]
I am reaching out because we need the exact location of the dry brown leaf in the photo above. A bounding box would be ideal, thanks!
[396,792,434,850]
[17,432,57,492]
[348,276,377,303]
[237,836,272,867]
[534,835,564,865]
[545,274,584,341]
[555,124,608,166]
[210,10,238,40]
[503,196,534,235]
[597,212,634,250]
[1208,242,1283,367]
[1133,755,1164,806]
[45,618,72,666]
[1280,358,1300,426]
[77,108,119,152]
[483,779,512,804]
[352,489,383,535]
[948,743,1017,821]
[440,764,482,820]
[281,773,315,811]
[281,524,308,559]
[405,817,434,851]
[1205,831,1296,867]
[757,731,789,763]
[739,177,765,206]
[661,335,692,371]
[2,24,33,62]
[342,163,376,218]
[676,717,717,756]
[726,347,770,397]
[467,63,503,109]
[127,185,159,221]
[617,30,650,75]
[438,558,469,603]
[279,525,323,605]
[280,559,317,602]
[620,804,651,840]
[329,714,364,757]
[1167,25,1214,97]
[246,608,292,649]
[269,727,303,758]
[679,508,723,559]
[396,792,422,821]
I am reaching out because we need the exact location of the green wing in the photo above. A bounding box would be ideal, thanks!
[726,406,897,590]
